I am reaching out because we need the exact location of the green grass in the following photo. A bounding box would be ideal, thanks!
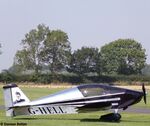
[0,87,150,126]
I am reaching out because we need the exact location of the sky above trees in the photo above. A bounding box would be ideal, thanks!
[0,0,150,71]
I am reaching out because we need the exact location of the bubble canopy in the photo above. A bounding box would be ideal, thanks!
[77,84,121,97]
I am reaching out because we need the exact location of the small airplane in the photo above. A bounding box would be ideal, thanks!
[3,83,147,122]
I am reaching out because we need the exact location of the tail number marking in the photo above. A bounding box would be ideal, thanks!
[28,106,66,115]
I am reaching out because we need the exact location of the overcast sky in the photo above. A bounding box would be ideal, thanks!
[0,0,150,71]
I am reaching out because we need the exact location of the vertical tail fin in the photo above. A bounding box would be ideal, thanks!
[3,84,30,116]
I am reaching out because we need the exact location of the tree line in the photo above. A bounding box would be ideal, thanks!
[0,24,147,83]
[12,24,146,76]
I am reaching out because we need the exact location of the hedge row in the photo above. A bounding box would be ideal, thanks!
[0,73,150,84]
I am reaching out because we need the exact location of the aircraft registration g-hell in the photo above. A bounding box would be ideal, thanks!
[3,83,147,122]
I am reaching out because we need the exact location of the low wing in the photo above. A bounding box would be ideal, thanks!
[13,105,78,116]
[11,96,121,116]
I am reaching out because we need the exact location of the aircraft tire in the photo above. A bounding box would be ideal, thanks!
[99,113,121,122]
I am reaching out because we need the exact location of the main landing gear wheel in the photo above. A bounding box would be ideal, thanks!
[99,113,121,122]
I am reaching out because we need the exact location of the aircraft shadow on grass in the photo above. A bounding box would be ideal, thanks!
[14,117,116,122]
[13,117,150,124]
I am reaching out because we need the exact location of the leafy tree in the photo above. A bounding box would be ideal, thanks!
[100,39,146,75]
[13,49,32,73]
[40,30,71,74]
[0,70,14,83]
[14,24,49,74]
[67,47,101,76]
[8,64,23,75]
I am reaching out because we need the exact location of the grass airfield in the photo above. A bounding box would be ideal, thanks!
[0,86,150,126]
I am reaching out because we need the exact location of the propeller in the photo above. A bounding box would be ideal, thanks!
[142,83,147,104]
